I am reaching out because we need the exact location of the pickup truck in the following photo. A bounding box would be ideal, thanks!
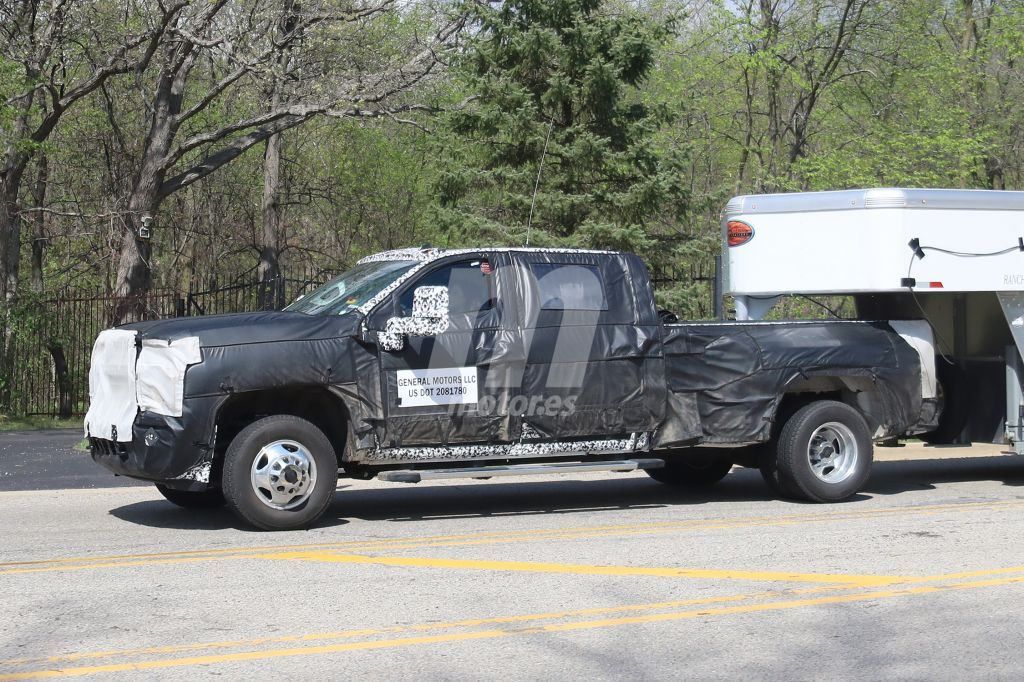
[85,247,939,530]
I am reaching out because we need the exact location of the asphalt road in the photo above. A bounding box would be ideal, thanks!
[0,429,143,491]
[2,433,1024,679]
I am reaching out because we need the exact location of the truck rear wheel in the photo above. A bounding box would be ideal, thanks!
[222,415,338,531]
[757,448,799,498]
[769,400,872,503]
[646,450,733,488]
[155,484,225,509]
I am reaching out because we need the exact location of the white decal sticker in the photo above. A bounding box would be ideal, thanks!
[396,367,478,407]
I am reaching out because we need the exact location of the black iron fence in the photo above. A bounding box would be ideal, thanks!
[184,268,334,316]
[4,266,336,417]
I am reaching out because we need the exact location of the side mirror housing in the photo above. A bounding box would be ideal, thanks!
[378,285,449,351]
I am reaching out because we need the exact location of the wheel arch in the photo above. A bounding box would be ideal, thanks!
[213,386,351,468]
[773,373,886,439]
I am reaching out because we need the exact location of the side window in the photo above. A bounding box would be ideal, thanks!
[398,259,497,316]
[529,263,607,311]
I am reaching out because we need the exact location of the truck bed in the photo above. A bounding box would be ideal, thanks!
[660,320,937,445]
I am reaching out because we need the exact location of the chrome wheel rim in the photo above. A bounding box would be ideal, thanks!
[250,440,317,510]
[807,422,858,483]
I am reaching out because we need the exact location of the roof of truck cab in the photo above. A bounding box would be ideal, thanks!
[357,246,619,264]
[724,188,1024,217]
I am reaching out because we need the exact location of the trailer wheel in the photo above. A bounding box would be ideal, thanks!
[155,484,225,509]
[771,401,872,503]
[222,415,338,531]
[646,450,733,488]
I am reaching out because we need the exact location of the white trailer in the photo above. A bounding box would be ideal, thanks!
[722,187,1024,452]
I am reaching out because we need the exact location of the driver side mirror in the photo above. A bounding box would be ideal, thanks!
[378,286,449,352]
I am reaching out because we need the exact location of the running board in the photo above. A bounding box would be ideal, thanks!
[377,459,665,484]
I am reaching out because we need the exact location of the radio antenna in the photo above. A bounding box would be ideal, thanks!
[525,116,554,247]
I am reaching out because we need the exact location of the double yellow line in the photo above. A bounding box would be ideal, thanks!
[2,498,1020,576]
[260,551,911,586]
[3,498,1022,678]
[4,567,1024,680]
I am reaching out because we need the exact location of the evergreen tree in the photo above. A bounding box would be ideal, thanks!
[434,0,689,253]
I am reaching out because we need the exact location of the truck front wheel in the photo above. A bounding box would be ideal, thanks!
[768,401,872,503]
[646,450,733,488]
[221,415,338,531]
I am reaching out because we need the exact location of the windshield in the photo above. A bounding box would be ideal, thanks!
[285,260,417,315]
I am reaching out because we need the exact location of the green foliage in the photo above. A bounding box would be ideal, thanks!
[0,57,23,134]
[0,293,65,414]
[432,0,690,255]
[283,118,440,262]
[0,415,82,431]
[10,0,1024,415]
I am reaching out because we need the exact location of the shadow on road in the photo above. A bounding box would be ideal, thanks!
[106,456,1024,531]
[864,456,1024,495]
[109,476,777,530]
[329,472,777,524]
[109,503,247,531]
[109,485,356,531]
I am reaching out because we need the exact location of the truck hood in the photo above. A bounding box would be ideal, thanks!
[86,311,364,443]
[121,311,362,347]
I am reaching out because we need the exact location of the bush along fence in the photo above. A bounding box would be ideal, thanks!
[2,266,335,418]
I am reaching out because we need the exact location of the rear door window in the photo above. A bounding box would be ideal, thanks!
[528,263,607,311]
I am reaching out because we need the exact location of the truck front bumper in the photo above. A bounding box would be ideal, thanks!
[89,409,216,491]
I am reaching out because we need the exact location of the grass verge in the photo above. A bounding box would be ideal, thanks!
[0,415,81,431]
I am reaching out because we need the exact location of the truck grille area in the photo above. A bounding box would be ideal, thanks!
[89,437,129,457]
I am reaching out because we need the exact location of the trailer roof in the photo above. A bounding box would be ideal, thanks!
[725,188,1024,217]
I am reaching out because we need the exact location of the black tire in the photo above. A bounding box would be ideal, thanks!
[770,400,873,503]
[155,483,225,509]
[222,415,338,531]
[920,359,969,444]
[646,450,733,487]
[757,446,800,498]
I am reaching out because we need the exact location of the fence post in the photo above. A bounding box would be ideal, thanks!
[713,254,724,320]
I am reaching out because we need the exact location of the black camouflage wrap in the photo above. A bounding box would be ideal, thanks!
[662,321,939,444]
[366,251,670,448]
[89,249,936,490]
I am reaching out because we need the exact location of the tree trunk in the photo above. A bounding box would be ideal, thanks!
[30,154,48,293]
[47,341,72,419]
[113,166,162,323]
[0,177,23,410]
[256,0,300,311]
[258,130,284,310]
[113,73,177,324]
[961,0,977,53]
[112,193,157,325]
[0,177,23,306]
